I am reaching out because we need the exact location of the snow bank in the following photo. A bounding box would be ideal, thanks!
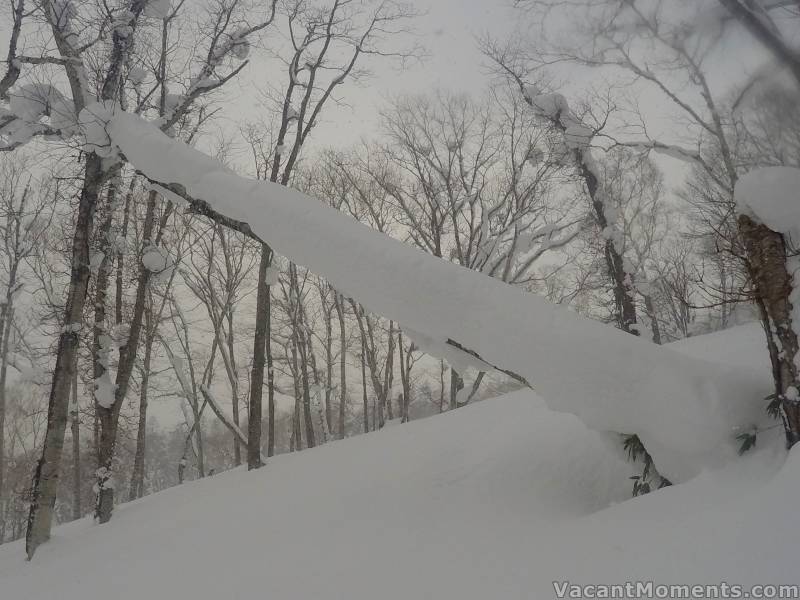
[0,390,793,598]
[108,113,770,482]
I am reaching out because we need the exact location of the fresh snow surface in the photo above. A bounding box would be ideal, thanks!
[0,324,793,597]
[0,390,793,597]
[109,113,770,482]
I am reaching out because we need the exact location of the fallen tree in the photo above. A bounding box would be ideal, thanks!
[106,109,769,483]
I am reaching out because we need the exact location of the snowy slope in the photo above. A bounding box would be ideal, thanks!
[106,112,769,482]
[0,392,792,599]
[0,325,794,599]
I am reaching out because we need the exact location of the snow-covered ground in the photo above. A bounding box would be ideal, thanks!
[0,324,794,599]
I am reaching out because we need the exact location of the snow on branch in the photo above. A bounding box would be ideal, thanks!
[108,110,769,483]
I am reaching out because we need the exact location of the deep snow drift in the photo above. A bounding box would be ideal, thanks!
[107,112,769,483]
[0,324,793,599]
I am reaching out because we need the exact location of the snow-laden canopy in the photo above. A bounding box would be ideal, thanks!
[109,112,769,482]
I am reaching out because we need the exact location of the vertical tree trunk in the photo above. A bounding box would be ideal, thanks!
[324,304,333,433]
[129,323,154,500]
[439,360,445,413]
[398,333,412,423]
[738,215,800,445]
[247,246,271,469]
[266,287,275,458]
[361,344,369,433]
[91,183,118,519]
[382,321,395,423]
[26,155,104,560]
[70,371,81,520]
[290,336,303,451]
[96,189,159,524]
[449,369,463,410]
[335,294,347,439]
[643,293,662,345]
[298,327,316,448]
[0,271,13,528]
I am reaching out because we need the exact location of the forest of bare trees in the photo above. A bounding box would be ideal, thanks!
[1,0,799,567]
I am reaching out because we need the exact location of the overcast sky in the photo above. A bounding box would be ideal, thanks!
[212,0,523,161]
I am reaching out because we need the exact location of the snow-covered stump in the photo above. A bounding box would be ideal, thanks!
[736,167,800,447]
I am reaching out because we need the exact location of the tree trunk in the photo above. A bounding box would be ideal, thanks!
[643,293,662,345]
[290,335,303,451]
[738,214,800,445]
[95,189,158,524]
[70,371,81,520]
[266,286,275,458]
[439,360,445,413]
[449,369,463,410]
[335,294,347,439]
[91,183,118,520]
[324,303,333,433]
[26,154,104,560]
[398,333,412,423]
[247,246,271,469]
[129,324,154,500]
[0,267,15,530]
[361,344,369,433]
[383,321,395,423]
[298,326,316,448]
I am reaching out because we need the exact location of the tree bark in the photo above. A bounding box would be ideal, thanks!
[70,371,81,520]
[361,343,369,433]
[738,214,800,445]
[449,369,463,410]
[129,318,154,501]
[324,300,333,433]
[95,189,158,523]
[26,154,104,560]
[247,246,271,469]
[266,286,275,458]
[335,294,347,439]
[643,293,662,345]
[0,250,17,529]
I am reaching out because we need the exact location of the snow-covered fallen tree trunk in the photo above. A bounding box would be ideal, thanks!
[109,112,768,482]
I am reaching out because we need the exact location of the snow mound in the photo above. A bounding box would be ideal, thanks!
[0,386,794,598]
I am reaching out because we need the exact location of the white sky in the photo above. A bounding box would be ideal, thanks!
[210,0,522,165]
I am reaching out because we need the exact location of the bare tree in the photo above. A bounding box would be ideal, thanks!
[242,0,419,468]
[0,0,279,556]
[510,0,800,445]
